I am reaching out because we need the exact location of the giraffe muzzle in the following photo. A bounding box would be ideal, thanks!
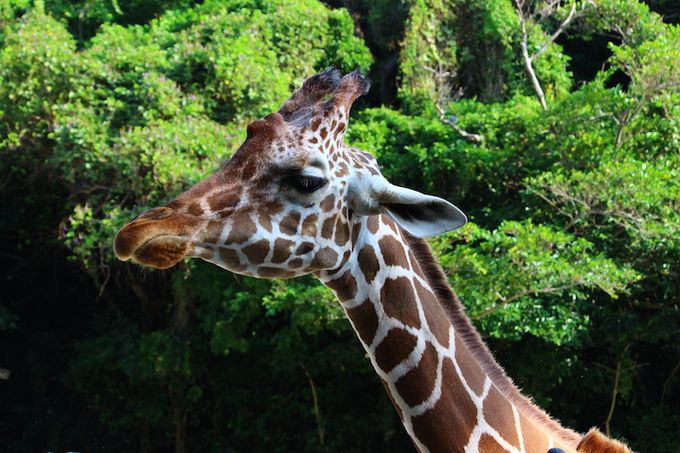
[113,207,194,269]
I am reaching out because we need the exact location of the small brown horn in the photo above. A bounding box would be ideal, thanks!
[327,69,371,111]
[279,67,342,122]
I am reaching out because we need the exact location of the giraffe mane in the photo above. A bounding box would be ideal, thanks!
[402,230,584,448]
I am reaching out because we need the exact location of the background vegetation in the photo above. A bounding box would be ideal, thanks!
[0,0,678,451]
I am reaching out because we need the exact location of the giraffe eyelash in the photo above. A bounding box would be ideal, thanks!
[283,174,327,194]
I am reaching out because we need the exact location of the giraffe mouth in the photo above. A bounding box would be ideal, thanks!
[114,206,200,269]
[114,222,192,270]
[128,234,191,269]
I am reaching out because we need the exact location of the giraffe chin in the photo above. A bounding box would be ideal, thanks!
[131,235,191,270]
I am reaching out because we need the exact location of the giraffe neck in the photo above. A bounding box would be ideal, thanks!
[319,214,581,453]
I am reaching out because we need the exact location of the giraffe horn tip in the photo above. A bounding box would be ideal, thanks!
[318,66,343,89]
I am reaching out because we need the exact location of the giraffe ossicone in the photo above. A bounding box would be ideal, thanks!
[114,69,633,453]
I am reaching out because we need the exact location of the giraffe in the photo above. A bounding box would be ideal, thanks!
[114,69,633,453]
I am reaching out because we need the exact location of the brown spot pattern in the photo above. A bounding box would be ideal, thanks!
[379,235,409,268]
[479,434,511,452]
[358,245,379,284]
[219,248,245,271]
[288,258,303,269]
[346,299,379,345]
[409,250,425,278]
[208,191,239,212]
[271,238,294,264]
[321,217,335,239]
[381,277,420,329]
[334,122,346,137]
[395,342,438,406]
[351,223,361,245]
[320,194,335,211]
[259,203,283,232]
[325,270,357,301]
[332,250,351,274]
[302,214,318,236]
[242,239,270,265]
[414,279,450,348]
[334,218,349,246]
[367,215,379,234]
[280,211,301,235]
[203,221,224,244]
[381,377,405,422]
[483,385,520,449]
[454,335,486,396]
[295,242,315,255]
[242,159,257,180]
[310,246,339,270]
[375,328,418,372]
[520,412,549,453]
[258,267,295,278]
[411,358,476,453]
[382,216,400,234]
[188,202,203,216]
[225,213,256,244]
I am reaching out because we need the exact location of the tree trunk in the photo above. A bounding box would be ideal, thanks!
[174,407,187,453]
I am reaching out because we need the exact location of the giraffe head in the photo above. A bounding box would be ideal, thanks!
[114,69,466,277]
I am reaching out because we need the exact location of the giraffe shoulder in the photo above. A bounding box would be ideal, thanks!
[576,428,633,453]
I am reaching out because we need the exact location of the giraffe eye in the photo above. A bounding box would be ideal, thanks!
[284,174,327,194]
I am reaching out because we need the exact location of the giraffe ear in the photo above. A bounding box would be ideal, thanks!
[351,177,467,237]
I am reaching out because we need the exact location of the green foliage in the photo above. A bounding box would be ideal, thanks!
[579,0,667,46]
[610,26,680,141]
[324,8,374,73]
[399,0,458,111]
[150,0,371,122]
[397,0,574,109]
[527,156,680,252]
[0,11,77,147]
[263,277,345,336]
[454,0,518,101]
[0,0,29,43]
[432,221,638,344]
[0,3,375,448]
[42,0,197,40]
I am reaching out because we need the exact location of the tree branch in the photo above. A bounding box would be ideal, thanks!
[604,343,631,437]
[515,0,548,111]
[605,357,622,437]
[515,1,588,111]
[434,104,484,143]
[471,283,582,320]
[661,349,680,405]
[530,2,578,62]
[300,363,325,445]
